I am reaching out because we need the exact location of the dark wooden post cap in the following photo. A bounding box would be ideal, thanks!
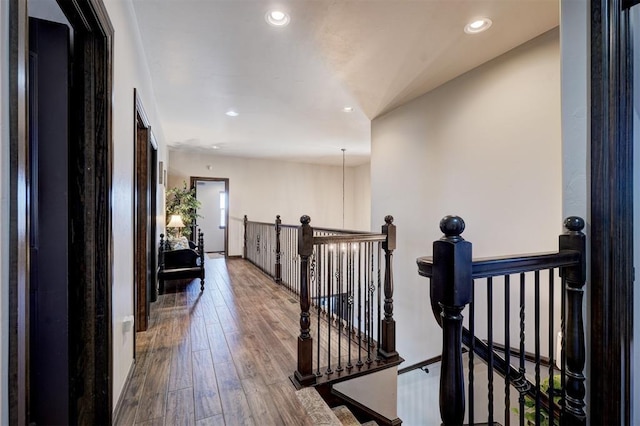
[440,215,465,238]
[564,216,585,232]
[433,215,472,307]
[300,215,311,225]
[385,215,394,225]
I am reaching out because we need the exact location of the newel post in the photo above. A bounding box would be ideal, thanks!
[379,215,398,359]
[432,216,472,426]
[559,216,586,425]
[243,215,248,259]
[294,215,316,386]
[275,215,282,283]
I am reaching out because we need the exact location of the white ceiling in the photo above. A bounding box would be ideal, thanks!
[131,0,559,166]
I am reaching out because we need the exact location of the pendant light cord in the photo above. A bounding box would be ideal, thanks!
[342,148,346,229]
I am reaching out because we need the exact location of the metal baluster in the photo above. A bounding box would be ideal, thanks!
[366,243,373,364]
[357,242,363,368]
[548,269,555,426]
[326,245,333,376]
[519,272,526,426]
[316,244,322,377]
[504,274,511,426]
[377,242,382,359]
[469,281,475,425]
[535,270,541,425]
[487,277,494,425]
[561,273,566,419]
[337,245,343,373]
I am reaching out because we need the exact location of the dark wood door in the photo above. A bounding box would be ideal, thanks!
[134,91,157,332]
[28,17,71,425]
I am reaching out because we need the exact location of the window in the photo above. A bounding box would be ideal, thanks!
[219,191,226,228]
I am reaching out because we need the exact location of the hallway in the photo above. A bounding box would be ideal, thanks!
[115,257,314,425]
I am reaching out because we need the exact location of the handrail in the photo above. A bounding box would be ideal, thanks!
[419,215,586,426]
[293,214,399,387]
[417,251,581,279]
[243,215,382,290]
[313,234,386,245]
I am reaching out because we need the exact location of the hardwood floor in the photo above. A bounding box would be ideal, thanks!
[115,257,315,426]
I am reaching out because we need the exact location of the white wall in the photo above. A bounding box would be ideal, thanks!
[353,162,372,231]
[168,152,372,256]
[0,0,9,422]
[101,0,169,409]
[371,29,562,365]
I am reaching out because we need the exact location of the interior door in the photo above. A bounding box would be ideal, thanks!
[28,16,71,425]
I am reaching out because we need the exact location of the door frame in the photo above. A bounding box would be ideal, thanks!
[590,0,634,423]
[190,176,229,256]
[133,89,157,333]
[9,0,114,423]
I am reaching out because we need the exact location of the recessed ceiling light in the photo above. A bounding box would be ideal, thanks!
[342,106,354,112]
[211,145,220,150]
[464,17,492,34]
[225,110,239,117]
[266,10,290,27]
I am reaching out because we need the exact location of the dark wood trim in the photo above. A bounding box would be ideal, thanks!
[190,176,230,257]
[622,0,640,9]
[134,88,152,332]
[10,0,114,423]
[8,0,28,424]
[397,356,442,375]
[590,0,634,424]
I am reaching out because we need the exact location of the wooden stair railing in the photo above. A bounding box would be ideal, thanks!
[292,215,402,388]
[243,215,403,394]
[417,216,586,426]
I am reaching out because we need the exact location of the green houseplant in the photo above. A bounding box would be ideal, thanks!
[513,374,561,426]
[165,181,201,239]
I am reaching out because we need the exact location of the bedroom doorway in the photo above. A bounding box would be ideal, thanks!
[134,89,157,333]
[191,177,229,257]
[10,0,114,423]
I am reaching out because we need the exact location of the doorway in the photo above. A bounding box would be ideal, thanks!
[9,0,114,423]
[28,13,71,425]
[191,177,229,256]
[134,89,157,333]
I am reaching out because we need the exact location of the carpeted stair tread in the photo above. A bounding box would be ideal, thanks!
[361,422,378,426]
[295,387,342,425]
[331,405,361,426]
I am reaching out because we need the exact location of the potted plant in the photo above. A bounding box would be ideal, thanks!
[514,374,561,426]
[165,181,201,239]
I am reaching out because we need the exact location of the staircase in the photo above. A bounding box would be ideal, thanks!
[245,215,403,424]
[418,215,587,425]
[296,387,379,426]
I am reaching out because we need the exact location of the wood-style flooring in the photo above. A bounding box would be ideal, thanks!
[114,257,316,426]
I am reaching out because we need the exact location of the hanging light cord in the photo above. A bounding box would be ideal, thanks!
[342,148,346,229]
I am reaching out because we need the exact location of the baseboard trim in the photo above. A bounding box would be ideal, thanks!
[112,360,136,422]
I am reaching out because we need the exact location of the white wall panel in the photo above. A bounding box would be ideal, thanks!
[371,29,562,365]
[168,153,372,256]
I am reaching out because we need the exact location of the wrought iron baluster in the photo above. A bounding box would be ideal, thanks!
[535,270,541,425]
[487,277,494,425]
[519,272,526,426]
[504,274,511,426]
